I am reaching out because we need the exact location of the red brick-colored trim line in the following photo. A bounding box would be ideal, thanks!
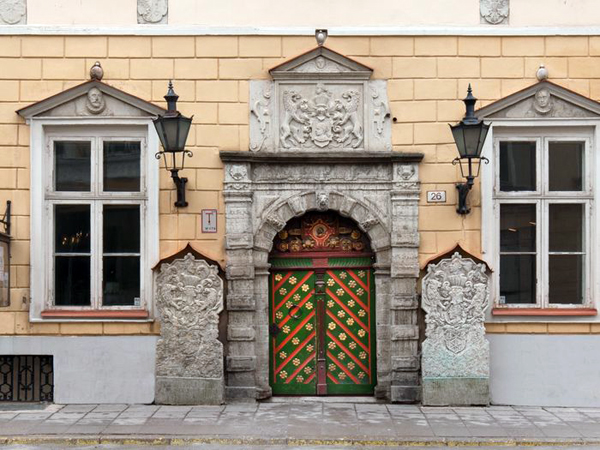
[492,308,597,316]
[41,310,149,319]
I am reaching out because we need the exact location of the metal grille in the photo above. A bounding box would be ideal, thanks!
[0,356,54,402]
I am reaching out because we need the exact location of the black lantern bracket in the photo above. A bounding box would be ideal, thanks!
[0,200,11,237]
[449,85,491,215]
[153,81,194,208]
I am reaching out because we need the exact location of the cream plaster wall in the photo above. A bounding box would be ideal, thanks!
[17,0,600,29]
[0,35,600,336]
[27,0,136,26]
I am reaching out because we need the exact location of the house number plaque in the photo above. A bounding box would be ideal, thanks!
[427,191,447,203]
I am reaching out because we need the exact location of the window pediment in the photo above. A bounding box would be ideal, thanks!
[17,80,166,120]
[476,81,600,120]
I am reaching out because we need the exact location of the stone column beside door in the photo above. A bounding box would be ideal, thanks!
[154,252,225,405]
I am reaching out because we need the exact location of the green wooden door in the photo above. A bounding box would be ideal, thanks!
[324,267,376,394]
[270,269,318,395]
[269,259,376,395]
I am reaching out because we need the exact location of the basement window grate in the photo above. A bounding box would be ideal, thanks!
[0,356,54,402]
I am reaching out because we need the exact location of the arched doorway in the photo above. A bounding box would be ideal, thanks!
[268,211,376,395]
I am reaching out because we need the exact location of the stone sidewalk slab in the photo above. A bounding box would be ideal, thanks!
[1,403,600,447]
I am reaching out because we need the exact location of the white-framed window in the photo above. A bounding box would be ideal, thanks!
[485,126,595,310]
[29,122,159,320]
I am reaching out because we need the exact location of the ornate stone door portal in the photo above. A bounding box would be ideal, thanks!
[221,44,423,402]
[269,212,376,396]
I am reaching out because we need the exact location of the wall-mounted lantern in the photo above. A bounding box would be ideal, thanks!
[0,201,11,307]
[450,85,490,215]
[153,81,193,208]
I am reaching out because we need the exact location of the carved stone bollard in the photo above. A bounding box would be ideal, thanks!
[421,252,490,406]
[155,253,224,405]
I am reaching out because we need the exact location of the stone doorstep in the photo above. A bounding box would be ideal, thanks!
[264,396,384,404]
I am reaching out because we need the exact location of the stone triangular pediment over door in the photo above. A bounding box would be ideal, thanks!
[17,80,166,120]
[475,80,600,119]
[249,46,392,152]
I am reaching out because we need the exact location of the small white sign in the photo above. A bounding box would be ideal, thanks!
[427,190,447,203]
[201,209,218,233]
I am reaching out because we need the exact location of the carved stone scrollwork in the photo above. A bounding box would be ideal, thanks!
[360,216,379,231]
[155,253,224,404]
[228,165,247,181]
[250,86,272,152]
[0,0,26,25]
[480,0,509,25]
[398,165,415,180]
[421,252,490,405]
[265,214,285,231]
[371,87,389,136]
[137,0,168,24]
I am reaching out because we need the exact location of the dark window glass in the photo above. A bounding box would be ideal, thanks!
[55,256,90,306]
[500,204,536,253]
[103,256,140,306]
[103,141,141,192]
[499,141,536,191]
[55,205,90,253]
[55,141,91,191]
[549,255,583,304]
[103,205,140,253]
[549,204,583,252]
[500,255,536,304]
[549,142,583,191]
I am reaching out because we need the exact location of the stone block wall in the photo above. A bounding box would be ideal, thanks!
[1,35,600,337]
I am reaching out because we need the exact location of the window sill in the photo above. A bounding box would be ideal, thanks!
[41,310,150,320]
[492,308,597,316]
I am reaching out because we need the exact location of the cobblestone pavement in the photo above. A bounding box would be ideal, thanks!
[1,402,600,447]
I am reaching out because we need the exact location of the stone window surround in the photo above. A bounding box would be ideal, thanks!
[481,121,600,319]
[220,151,423,402]
[27,119,160,322]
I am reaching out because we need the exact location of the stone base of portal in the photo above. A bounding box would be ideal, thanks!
[422,377,489,406]
[155,376,224,405]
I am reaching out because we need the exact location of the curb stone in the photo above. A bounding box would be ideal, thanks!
[2,436,600,447]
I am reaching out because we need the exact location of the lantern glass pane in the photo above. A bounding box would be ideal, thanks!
[451,126,466,157]
[177,117,192,151]
[463,125,483,158]
[162,118,181,152]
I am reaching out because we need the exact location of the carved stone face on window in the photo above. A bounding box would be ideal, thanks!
[86,88,106,115]
[533,88,552,115]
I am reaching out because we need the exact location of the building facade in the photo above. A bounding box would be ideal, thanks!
[1,0,600,407]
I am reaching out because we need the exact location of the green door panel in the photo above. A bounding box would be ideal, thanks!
[269,269,317,395]
[324,268,376,395]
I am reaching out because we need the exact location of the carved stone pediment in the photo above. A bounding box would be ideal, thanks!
[17,80,165,120]
[250,47,391,153]
[269,46,372,81]
[476,80,600,119]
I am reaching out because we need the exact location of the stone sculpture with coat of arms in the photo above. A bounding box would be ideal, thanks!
[421,251,490,405]
[155,253,224,404]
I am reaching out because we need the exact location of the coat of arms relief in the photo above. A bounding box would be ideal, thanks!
[421,252,490,378]
[280,83,364,149]
[249,46,391,153]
